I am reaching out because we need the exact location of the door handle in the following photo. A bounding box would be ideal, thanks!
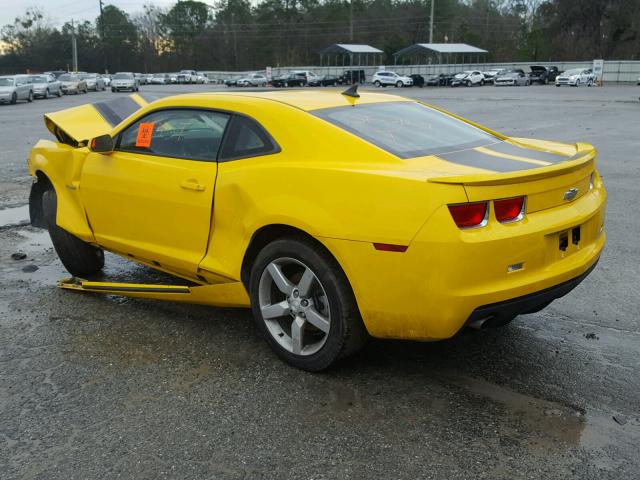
[180,179,206,192]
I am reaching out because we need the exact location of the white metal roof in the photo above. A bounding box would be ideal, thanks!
[320,44,384,54]
[394,43,488,57]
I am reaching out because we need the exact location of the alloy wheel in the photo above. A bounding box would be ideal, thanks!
[258,257,331,356]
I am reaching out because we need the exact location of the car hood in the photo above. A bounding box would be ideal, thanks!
[44,93,154,145]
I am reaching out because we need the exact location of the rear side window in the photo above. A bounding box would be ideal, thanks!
[313,101,498,159]
[219,115,279,161]
[117,109,230,161]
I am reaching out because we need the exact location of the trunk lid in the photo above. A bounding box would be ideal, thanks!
[44,93,154,146]
[429,139,596,213]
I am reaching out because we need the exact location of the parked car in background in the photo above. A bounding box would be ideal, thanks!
[451,70,485,87]
[494,69,530,86]
[134,73,148,85]
[237,73,268,87]
[338,69,366,85]
[372,71,413,87]
[555,68,593,87]
[409,74,425,87]
[43,70,67,79]
[59,73,87,95]
[169,73,179,84]
[30,74,63,98]
[425,73,451,86]
[224,77,240,87]
[482,68,508,84]
[528,65,559,85]
[102,75,112,87]
[194,72,209,84]
[0,75,33,104]
[272,73,306,88]
[292,70,318,84]
[28,74,62,98]
[177,70,198,84]
[151,74,171,85]
[80,73,106,91]
[309,74,339,87]
[111,72,139,92]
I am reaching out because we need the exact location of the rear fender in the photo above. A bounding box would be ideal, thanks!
[28,139,96,243]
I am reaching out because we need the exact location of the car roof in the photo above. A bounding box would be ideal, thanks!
[164,90,408,112]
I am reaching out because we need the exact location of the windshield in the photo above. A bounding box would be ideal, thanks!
[0,78,15,86]
[313,102,498,159]
[563,69,582,76]
[59,74,76,81]
[81,74,97,79]
[29,76,48,83]
[114,73,133,79]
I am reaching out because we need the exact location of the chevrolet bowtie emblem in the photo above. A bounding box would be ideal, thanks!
[563,187,579,201]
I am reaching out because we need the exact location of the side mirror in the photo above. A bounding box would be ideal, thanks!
[90,134,114,153]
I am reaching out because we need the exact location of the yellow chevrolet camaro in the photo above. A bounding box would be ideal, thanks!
[27,88,606,370]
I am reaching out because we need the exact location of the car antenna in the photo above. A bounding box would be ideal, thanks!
[341,84,360,99]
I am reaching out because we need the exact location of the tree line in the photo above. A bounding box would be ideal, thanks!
[1,0,639,74]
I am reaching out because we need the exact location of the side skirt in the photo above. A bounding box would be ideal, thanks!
[58,277,251,308]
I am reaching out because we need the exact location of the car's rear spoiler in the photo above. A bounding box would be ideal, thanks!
[44,93,156,146]
[428,143,596,186]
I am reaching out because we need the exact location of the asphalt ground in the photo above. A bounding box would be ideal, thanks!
[1,83,639,479]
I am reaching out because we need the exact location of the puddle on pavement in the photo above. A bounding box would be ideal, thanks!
[0,204,29,228]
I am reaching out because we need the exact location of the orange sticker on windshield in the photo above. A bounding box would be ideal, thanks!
[136,122,154,148]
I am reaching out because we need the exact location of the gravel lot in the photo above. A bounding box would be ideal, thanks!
[1,83,639,479]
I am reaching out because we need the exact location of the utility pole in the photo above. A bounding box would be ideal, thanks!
[429,0,434,43]
[71,19,78,72]
[349,0,354,42]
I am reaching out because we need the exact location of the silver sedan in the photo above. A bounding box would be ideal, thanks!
[28,74,63,99]
[0,75,33,104]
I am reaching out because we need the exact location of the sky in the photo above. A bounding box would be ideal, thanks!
[0,0,190,29]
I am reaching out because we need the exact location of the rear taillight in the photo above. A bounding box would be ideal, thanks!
[448,202,488,229]
[494,196,526,223]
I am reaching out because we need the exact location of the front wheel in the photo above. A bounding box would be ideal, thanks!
[42,189,104,277]
[395,80,403,88]
[27,91,33,102]
[480,79,485,86]
[249,237,368,371]
[466,80,471,87]
[44,89,50,99]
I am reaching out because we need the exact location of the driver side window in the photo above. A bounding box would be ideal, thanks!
[117,109,230,161]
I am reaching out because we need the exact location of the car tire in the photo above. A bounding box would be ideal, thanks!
[27,91,33,102]
[574,80,580,87]
[249,237,368,371]
[544,77,549,85]
[111,87,116,92]
[44,89,50,99]
[395,81,403,88]
[42,189,104,277]
[466,80,471,87]
[480,79,485,86]
[57,89,62,97]
[10,92,17,104]
[373,80,381,88]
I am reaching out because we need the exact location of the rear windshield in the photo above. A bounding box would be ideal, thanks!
[313,102,498,158]
[29,76,48,83]
[59,74,76,81]
[114,73,133,79]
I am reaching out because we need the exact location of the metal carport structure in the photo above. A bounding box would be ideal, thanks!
[319,44,384,67]
[393,43,488,65]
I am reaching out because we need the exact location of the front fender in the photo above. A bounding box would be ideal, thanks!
[28,140,96,243]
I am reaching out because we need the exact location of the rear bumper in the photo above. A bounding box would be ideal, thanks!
[466,259,598,326]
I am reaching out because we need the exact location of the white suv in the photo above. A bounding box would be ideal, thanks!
[372,71,413,88]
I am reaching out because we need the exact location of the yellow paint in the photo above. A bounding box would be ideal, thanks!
[474,146,552,167]
[29,90,606,340]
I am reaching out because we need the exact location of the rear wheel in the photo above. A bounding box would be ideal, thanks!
[466,80,471,87]
[42,189,104,277]
[249,237,367,371]
[374,80,381,87]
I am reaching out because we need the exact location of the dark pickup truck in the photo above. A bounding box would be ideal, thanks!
[529,66,560,84]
